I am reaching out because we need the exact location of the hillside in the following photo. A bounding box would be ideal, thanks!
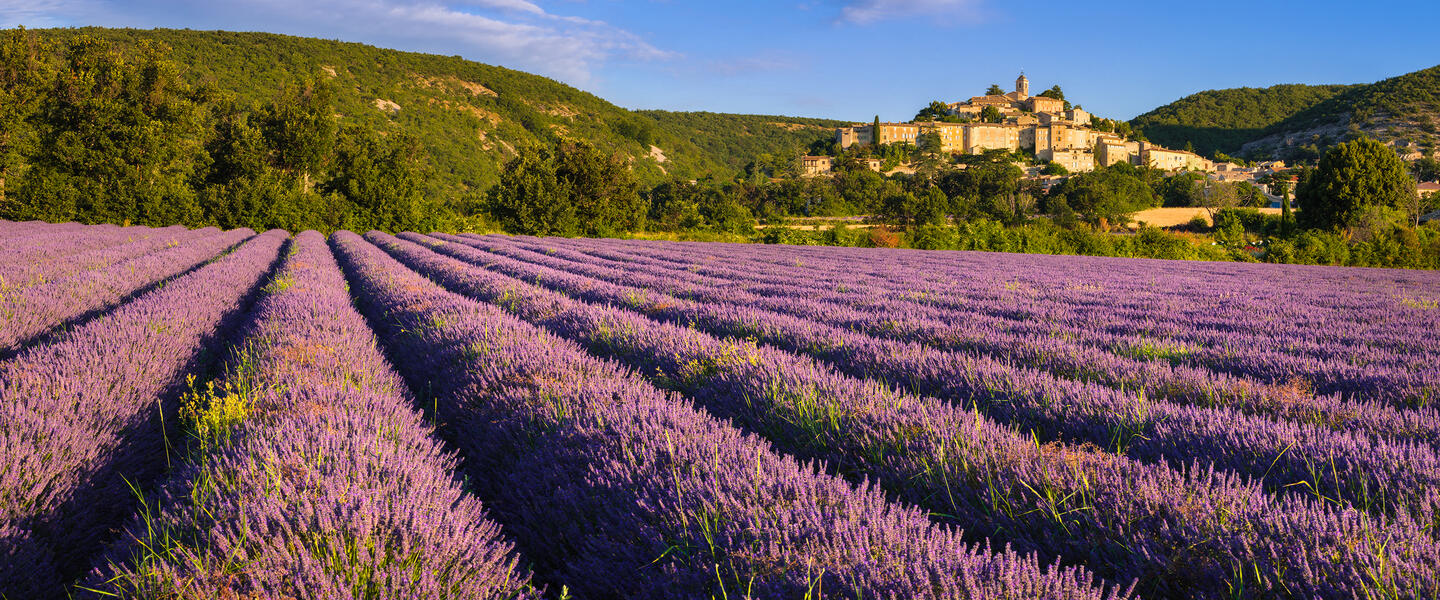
[1128,84,1355,157]
[1132,65,1440,162]
[29,28,844,193]
[1241,65,1440,160]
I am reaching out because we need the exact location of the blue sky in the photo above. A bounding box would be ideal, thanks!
[5,0,1439,122]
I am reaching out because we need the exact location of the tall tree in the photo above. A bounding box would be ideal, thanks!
[198,106,312,231]
[255,77,336,191]
[0,27,50,211]
[323,126,434,233]
[913,100,951,122]
[15,36,204,225]
[871,115,880,148]
[1296,137,1417,229]
[554,140,645,235]
[985,83,1004,95]
[980,105,1004,123]
[486,144,576,236]
[914,128,946,177]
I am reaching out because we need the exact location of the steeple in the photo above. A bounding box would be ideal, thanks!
[1015,71,1029,98]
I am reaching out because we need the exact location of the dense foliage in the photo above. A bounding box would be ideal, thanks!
[1129,84,1354,156]
[1132,65,1440,161]
[1296,137,1419,229]
[1275,65,1440,135]
[0,27,841,230]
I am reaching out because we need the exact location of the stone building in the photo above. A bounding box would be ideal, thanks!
[832,72,1211,174]
[1140,143,1211,171]
[801,155,833,177]
[1096,140,1141,168]
[1048,149,1095,173]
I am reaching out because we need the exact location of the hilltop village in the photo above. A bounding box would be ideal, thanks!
[804,73,1286,187]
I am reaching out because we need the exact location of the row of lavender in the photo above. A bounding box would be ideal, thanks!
[543,235,1440,407]
[1,224,284,596]
[372,231,1440,599]
[1,222,1122,598]
[4,220,1435,598]
[334,231,1118,598]
[439,233,1440,522]
[531,235,1440,417]
[474,234,1440,444]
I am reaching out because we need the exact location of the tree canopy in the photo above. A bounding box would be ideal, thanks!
[914,100,951,122]
[1296,137,1416,230]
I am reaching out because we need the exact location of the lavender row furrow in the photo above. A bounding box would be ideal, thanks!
[0,224,175,283]
[593,235,1440,362]
[336,231,1121,600]
[0,228,253,354]
[475,234,1440,444]
[599,234,1440,333]
[590,238,1440,370]
[377,231,1440,600]
[548,236,1440,362]
[85,231,534,599]
[427,233,1440,525]
[530,235,1440,407]
[0,225,196,291]
[0,230,285,599]
[0,222,102,251]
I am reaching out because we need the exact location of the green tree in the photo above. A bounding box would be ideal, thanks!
[554,140,645,235]
[1041,161,1069,176]
[255,77,337,191]
[323,126,435,233]
[939,150,1024,223]
[985,83,1004,95]
[646,179,704,231]
[914,129,946,177]
[1296,137,1417,229]
[198,107,316,231]
[913,100,951,122]
[0,27,50,212]
[1411,155,1440,182]
[15,36,204,226]
[980,105,1004,123]
[698,184,753,234]
[1157,171,1205,207]
[872,115,880,148]
[1047,165,1157,228]
[486,144,576,236]
[1038,85,1064,101]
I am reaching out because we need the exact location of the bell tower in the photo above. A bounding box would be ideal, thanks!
[1015,71,1030,98]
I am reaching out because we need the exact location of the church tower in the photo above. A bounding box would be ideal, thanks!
[1015,71,1030,98]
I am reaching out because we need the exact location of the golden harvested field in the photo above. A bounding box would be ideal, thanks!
[1128,207,1282,228]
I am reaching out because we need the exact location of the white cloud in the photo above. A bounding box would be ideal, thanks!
[460,0,546,16]
[838,0,983,25]
[0,0,110,26]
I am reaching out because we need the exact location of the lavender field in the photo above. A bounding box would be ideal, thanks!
[2,219,1439,600]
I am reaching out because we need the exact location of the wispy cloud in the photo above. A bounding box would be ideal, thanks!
[707,53,802,77]
[837,0,984,25]
[0,0,110,27]
[0,0,674,85]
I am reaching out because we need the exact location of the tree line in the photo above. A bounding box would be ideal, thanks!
[0,29,445,233]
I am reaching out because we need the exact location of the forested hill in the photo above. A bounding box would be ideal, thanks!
[1131,65,1440,162]
[1240,65,1440,160]
[1128,84,1356,157]
[29,28,844,190]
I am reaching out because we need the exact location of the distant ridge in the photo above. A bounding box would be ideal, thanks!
[27,27,844,194]
[1128,84,1356,157]
[1131,65,1440,162]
